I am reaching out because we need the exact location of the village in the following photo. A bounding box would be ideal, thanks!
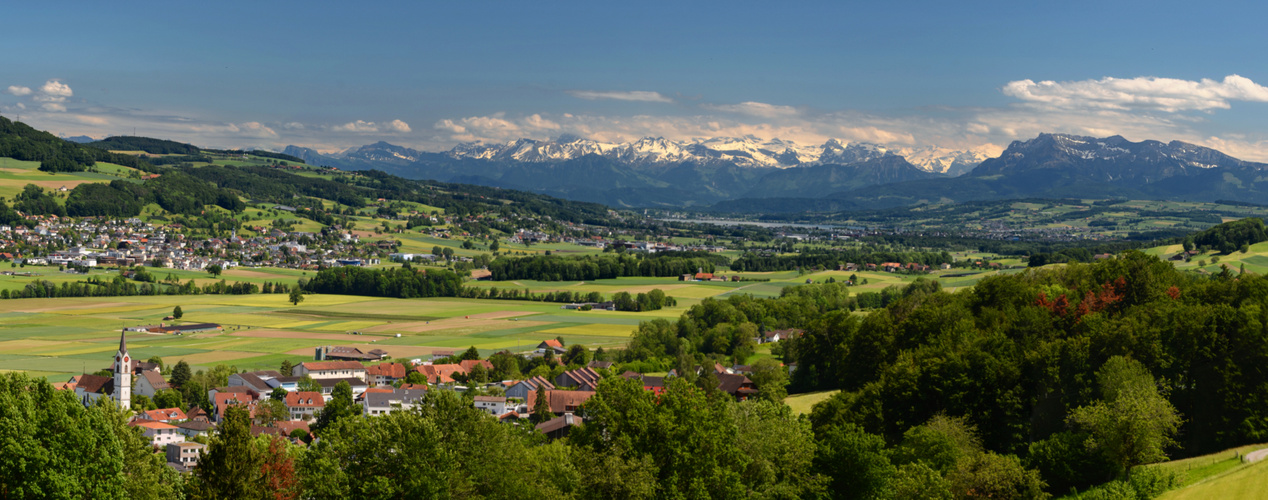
[55,328,795,472]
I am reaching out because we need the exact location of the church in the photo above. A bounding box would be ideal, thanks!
[72,330,132,409]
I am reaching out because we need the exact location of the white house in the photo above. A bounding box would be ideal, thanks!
[135,371,170,399]
[474,396,507,416]
[285,391,325,421]
[361,388,427,416]
[133,421,184,448]
[295,361,367,381]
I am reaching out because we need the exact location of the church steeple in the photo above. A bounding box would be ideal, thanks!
[114,329,131,410]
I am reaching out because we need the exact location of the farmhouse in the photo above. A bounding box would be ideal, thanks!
[150,323,223,335]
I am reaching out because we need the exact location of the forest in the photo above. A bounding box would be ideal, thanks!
[301,266,465,298]
[730,249,954,272]
[616,249,1268,496]
[487,253,720,281]
[0,117,152,173]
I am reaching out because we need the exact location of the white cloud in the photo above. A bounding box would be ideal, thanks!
[333,119,411,133]
[567,90,674,103]
[1003,74,1268,112]
[41,103,66,112]
[5,86,31,96]
[39,80,73,98]
[384,119,411,133]
[704,101,799,118]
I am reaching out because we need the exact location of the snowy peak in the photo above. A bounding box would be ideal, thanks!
[441,135,985,173]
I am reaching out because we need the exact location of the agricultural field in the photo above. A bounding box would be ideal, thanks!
[0,259,1024,383]
[0,157,142,200]
[1138,240,1268,275]
[0,293,670,384]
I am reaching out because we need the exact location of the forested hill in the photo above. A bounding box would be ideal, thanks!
[86,136,200,155]
[0,116,151,173]
[0,119,628,226]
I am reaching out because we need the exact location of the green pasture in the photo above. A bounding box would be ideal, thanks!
[0,290,671,381]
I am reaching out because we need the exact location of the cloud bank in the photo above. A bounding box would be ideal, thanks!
[1003,74,1268,112]
[566,90,674,103]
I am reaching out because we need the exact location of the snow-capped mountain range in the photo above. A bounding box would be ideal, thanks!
[437,135,992,174]
[303,135,993,175]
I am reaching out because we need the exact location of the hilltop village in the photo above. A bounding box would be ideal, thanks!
[58,329,779,471]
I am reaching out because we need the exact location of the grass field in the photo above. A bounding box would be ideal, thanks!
[784,390,839,415]
[0,258,1022,383]
[1161,454,1268,497]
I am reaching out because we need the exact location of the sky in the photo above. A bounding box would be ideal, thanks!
[4,1,1268,159]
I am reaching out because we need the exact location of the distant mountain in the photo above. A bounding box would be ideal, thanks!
[282,135,991,207]
[743,156,940,199]
[63,135,97,144]
[712,133,1268,213]
[288,135,988,173]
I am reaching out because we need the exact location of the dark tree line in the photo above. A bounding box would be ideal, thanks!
[730,249,953,272]
[302,266,464,298]
[1185,217,1266,253]
[86,136,201,155]
[488,253,718,281]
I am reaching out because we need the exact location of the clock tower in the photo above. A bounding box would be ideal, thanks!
[113,330,131,409]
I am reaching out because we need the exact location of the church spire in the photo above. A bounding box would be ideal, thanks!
[119,329,128,354]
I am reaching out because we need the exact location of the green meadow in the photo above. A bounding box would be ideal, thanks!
[0,260,1026,383]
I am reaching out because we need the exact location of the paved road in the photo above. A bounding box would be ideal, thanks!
[1243,448,1268,463]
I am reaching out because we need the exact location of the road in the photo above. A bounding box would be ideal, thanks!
[1243,448,1268,463]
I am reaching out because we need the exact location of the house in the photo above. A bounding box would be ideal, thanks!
[73,374,118,408]
[536,339,566,355]
[361,388,427,416]
[587,360,614,370]
[176,420,215,439]
[365,362,407,386]
[227,371,282,394]
[526,390,595,418]
[716,373,759,401]
[553,367,601,390]
[458,359,494,374]
[536,414,581,441]
[212,392,258,422]
[474,396,508,416]
[761,328,803,344]
[621,371,667,394]
[285,391,325,421]
[314,377,368,401]
[316,345,388,362]
[135,371,170,399]
[132,421,184,448]
[149,323,223,335]
[415,364,465,385]
[506,376,555,400]
[136,407,187,423]
[295,360,367,380]
[166,442,205,472]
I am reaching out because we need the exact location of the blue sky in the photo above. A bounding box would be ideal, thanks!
[5,1,1268,158]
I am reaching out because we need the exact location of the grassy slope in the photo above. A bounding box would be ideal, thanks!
[1158,457,1268,500]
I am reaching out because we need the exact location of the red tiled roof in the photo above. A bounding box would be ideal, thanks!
[459,359,494,373]
[285,391,325,408]
[138,408,187,422]
[526,390,596,414]
[541,339,563,348]
[416,364,465,384]
[366,362,407,379]
[301,360,366,371]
